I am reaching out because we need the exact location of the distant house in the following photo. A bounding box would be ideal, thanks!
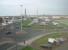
[31,16,52,25]
[39,22,46,25]
[52,16,60,19]
[23,18,27,20]
[38,16,51,25]
[32,19,39,23]
[48,38,56,44]
[52,22,59,25]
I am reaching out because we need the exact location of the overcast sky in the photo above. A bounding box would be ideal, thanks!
[0,0,68,16]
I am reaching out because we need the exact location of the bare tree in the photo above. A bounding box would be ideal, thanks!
[0,17,3,25]
[0,17,3,39]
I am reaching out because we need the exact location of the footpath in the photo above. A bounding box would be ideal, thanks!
[7,33,52,50]
[17,33,52,46]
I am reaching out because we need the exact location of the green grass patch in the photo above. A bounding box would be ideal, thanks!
[22,19,32,27]
[21,46,37,50]
[33,32,68,47]
[30,23,56,29]
[31,24,46,29]
[55,19,68,27]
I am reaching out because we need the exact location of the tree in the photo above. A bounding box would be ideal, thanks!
[0,17,3,25]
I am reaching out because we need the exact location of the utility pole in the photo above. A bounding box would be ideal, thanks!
[25,8,27,18]
[15,5,23,50]
[20,5,23,32]
[0,17,3,39]
[37,9,38,17]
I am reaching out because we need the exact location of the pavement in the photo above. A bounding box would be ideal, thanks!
[17,33,53,46]
[8,33,52,50]
[16,28,47,41]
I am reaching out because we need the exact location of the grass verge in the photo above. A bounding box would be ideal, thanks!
[31,32,68,50]
[21,46,37,50]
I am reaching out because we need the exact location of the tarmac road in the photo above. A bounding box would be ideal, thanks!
[16,28,47,42]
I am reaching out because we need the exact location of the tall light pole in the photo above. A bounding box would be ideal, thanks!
[25,8,27,18]
[37,9,38,17]
[20,5,23,31]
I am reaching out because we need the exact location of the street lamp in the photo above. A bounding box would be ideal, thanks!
[20,5,23,31]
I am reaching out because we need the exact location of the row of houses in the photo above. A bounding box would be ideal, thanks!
[30,16,53,25]
[29,15,68,25]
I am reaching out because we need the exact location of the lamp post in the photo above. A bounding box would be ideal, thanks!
[25,8,27,18]
[37,9,38,17]
[20,5,23,32]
